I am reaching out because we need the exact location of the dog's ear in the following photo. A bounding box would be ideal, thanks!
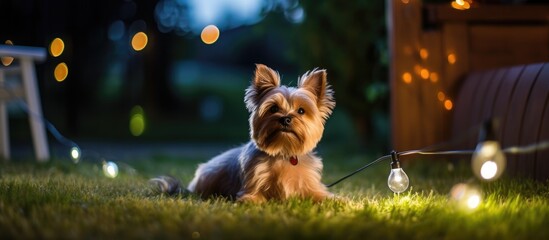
[245,64,281,112]
[298,69,335,120]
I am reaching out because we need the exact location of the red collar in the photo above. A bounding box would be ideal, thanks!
[290,156,298,165]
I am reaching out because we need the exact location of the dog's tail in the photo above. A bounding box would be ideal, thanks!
[148,176,189,196]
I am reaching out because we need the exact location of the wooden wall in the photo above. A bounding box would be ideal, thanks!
[388,0,549,153]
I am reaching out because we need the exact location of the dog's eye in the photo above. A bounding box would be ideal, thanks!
[297,108,305,115]
[270,105,279,113]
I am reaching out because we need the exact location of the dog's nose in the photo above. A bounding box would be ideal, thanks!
[279,116,292,126]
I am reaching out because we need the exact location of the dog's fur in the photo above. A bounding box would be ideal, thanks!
[153,64,335,203]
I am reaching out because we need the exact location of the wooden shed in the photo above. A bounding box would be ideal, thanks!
[388,0,549,179]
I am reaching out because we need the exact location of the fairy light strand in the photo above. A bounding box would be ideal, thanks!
[326,140,549,188]
[5,84,549,185]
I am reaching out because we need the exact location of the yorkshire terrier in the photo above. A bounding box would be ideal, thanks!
[151,64,336,203]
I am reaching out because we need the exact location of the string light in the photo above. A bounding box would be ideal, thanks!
[451,0,471,10]
[444,99,453,110]
[5,81,549,190]
[402,72,412,84]
[419,48,429,60]
[447,53,457,64]
[471,121,506,181]
[388,151,410,193]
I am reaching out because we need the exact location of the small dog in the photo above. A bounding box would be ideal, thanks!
[151,64,335,203]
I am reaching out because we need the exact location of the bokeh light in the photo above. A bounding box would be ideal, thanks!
[451,0,471,10]
[448,54,457,64]
[201,25,220,44]
[420,69,430,80]
[480,161,498,179]
[419,48,429,60]
[131,32,148,51]
[429,72,439,83]
[108,20,126,41]
[102,161,119,178]
[437,91,446,102]
[1,40,14,66]
[450,183,482,210]
[414,64,422,75]
[70,146,81,163]
[444,99,453,110]
[54,62,69,82]
[472,140,506,181]
[130,105,145,136]
[402,72,412,84]
[49,38,65,57]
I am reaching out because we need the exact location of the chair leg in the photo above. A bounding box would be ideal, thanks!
[21,58,50,162]
[0,71,9,161]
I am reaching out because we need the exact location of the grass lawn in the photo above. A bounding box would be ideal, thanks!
[1,148,549,239]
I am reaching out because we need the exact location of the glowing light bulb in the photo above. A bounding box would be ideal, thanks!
[102,161,119,178]
[472,141,506,181]
[70,146,81,163]
[471,120,506,181]
[388,151,410,193]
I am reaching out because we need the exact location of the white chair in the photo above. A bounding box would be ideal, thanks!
[0,44,49,161]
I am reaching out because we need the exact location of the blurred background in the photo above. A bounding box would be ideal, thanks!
[0,0,390,156]
[2,0,547,161]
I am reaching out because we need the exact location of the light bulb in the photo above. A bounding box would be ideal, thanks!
[472,120,506,181]
[472,140,506,181]
[388,168,409,193]
[388,151,410,193]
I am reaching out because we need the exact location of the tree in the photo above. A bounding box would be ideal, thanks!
[294,0,389,148]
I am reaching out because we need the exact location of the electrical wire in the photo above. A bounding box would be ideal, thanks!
[16,101,80,149]
[325,154,391,188]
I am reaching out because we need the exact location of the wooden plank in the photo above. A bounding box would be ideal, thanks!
[425,4,549,23]
[389,0,424,151]
[520,63,549,180]
[469,26,549,71]
[502,63,543,177]
[470,26,549,53]
[419,31,444,149]
[443,23,469,93]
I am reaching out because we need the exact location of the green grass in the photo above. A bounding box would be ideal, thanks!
[1,151,549,239]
